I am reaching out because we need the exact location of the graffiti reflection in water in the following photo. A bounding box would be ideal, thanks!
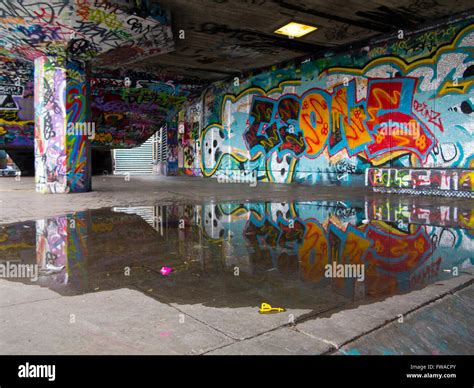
[0,201,472,303]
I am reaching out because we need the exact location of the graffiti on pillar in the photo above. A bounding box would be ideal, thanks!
[34,57,68,194]
[66,59,90,192]
[33,57,91,194]
[199,22,474,185]
[167,126,178,175]
[177,102,202,176]
[181,123,192,169]
[178,119,202,177]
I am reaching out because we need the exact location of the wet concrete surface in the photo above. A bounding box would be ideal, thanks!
[0,189,473,354]
[1,176,473,224]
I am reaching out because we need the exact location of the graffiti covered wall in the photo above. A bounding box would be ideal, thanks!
[197,18,474,186]
[0,66,198,151]
[0,58,34,148]
[90,74,192,149]
[0,0,195,152]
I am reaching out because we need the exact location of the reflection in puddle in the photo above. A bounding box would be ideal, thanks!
[0,200,473,308]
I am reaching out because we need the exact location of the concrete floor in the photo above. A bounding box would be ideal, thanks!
[0,176,473,355]
[1,175,473,224]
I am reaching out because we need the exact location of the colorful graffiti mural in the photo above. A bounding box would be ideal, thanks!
[90,76,191,149]
[197,21,474,186]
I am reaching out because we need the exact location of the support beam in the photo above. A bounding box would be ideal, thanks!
[34,57,92,194]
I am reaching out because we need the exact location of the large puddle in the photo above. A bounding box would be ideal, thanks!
[0,200,473,310]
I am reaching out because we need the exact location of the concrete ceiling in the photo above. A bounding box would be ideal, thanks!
[126,0,474,83]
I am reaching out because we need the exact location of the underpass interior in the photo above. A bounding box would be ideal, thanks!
[0,0,473,356]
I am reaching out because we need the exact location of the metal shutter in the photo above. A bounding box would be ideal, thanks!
[113,136,154,175]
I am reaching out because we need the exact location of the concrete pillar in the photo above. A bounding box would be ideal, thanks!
[34,57,91,194]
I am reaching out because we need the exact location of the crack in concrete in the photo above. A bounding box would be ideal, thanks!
[0,295,63,310]
[202,277,474,355]
[130,283,237,352]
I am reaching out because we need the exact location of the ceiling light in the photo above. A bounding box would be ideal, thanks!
[274,22,318,38]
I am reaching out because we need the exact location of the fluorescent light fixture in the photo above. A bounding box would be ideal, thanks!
[274,22,318,38]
